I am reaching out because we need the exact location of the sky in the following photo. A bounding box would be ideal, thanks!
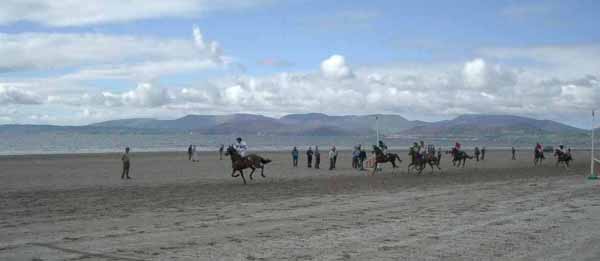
[0,0,598,128]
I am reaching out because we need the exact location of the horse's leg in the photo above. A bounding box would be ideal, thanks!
[239,170,247,184]
[261,166,266,178]
[232,169,239,177]
[249,167,256,180]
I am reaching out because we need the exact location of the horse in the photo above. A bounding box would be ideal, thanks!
[554,149,573,168]
[408,149,442,174]
[451,150,472,168]
[533,149,545,166]
[224,145,271,184]
[407,147,425,174]
[370,145,402,176]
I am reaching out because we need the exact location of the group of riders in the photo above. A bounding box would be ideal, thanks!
[224,136,575,184]
[534,142,573,166]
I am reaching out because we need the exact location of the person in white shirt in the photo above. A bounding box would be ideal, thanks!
[329,145,338,170]
[557,145,565,155]
[234,137,248,157]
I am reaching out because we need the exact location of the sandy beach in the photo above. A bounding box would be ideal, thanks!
[1,149,599,260]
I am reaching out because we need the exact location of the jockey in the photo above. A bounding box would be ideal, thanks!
[557,145,565,155]
[535,143,543,154]
[234,137,248,157]
[453,142,461,155]
[418,140,426,156]
[378,140,388,153]
[410,142,419,157]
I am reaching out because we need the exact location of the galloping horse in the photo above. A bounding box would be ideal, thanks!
[224,146,271,184]
[408,148,441,174]
[451,149,472,168]
[533,150,545,166]
[554,149,573,168]
[370,145,402,176]
[407,147,425,174]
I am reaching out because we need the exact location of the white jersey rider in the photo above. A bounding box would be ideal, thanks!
[418,141,426,156]
[234,137,248,157]
[557,145,565,154]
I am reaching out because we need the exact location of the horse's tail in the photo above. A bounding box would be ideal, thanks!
[395,154,402,162]
[261,158,272,164]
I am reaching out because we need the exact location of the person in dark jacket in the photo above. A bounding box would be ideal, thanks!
[359,146,367,170]
[314,146,321,169]
[292,147,299,167]
[511,147,516,160]
[121,147,131,179]
[187,145,193,160]
[307,146,314,168]
[481,147,486,160]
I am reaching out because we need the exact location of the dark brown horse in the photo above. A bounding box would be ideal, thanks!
[370,145,402,175]
[408,149,441,174]
[554,149,573,168]
[225,146,271,184]
[451,150,472,168]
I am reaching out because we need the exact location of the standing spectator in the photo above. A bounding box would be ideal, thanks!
[359,146,367,170]
[219,144,224,160]
[292,147,299,167]
[307,146,314,168]
[474,147,480,161]
[511,146,516,160]
[329,146,338,170]
[314,146,321,169]
[192,145,200,162]
[187,145,193,160]
[352,146,359,169]
[481,147,486,160]
[121,147,131,179]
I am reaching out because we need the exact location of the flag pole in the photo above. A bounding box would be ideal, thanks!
[592,110,596,178]
[376,116,380,144]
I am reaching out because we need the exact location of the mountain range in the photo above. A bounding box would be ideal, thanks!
[89,113,425,136]
[0,113,590,139]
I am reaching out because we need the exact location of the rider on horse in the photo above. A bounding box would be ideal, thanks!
[451,142,461,157]
[378,140,388,154]
[557,144,565,155]
[535,143,544,158]
[234,137,248,157]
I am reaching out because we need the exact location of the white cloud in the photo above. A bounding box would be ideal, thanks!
[320,55,354,79]
[463,58,487,88]
[0,0,271,27]
[6,45,599,127]
[462,58,517,91]
[0,28,224,73]
[193,25,223,64]
[477,45,600,77]
[0,84,42,105]
[90,83,172,108]
[60,59,217,82]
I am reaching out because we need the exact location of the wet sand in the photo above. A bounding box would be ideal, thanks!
[1,150,599,260]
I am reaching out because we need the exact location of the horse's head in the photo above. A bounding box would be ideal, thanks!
[225,145,236,156]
